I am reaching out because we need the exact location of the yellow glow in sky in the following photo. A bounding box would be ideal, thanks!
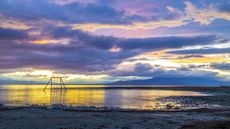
[32,38,70,45]
[1,69,108,83]
[175,56,230,64]
[71,19,187,32]
[0,16,31,30]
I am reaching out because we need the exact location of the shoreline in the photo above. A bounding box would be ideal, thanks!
[0,105,230,129]
[1,104,230,113]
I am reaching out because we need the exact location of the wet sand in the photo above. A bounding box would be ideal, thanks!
[180,120,230,129]
[0,106,230,129]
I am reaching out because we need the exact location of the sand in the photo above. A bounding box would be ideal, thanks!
[180,120,230,129]
[0,106,230,129]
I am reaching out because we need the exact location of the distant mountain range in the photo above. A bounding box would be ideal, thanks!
[0,79,40,85]
[111,77,229,86]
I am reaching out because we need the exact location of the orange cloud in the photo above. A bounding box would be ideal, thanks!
[0,15,31,30]
[32,38,70,45]
[109,45,122,52]
[174,55,230,64]
[185,2,230,25]
[71,19,187,32]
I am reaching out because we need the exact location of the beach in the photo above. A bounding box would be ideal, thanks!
[0,106,230,129]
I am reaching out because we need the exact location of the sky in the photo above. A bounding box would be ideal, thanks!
[0,0,229,85]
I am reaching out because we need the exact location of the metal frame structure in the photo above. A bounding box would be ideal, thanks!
[43,77,66,91]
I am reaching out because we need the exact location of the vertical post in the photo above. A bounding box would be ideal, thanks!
[43,78,51,91]
[51,77,53,90]
[61,78,66,90]
[60,77,63,91]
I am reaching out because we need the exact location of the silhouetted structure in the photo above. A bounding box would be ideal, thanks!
[43,77,66,91]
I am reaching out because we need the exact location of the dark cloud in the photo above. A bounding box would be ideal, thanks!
[0,0,131,24]
[176,64,207,71]
[109,62,224,85]
[211,63,230,71]
[0,0,198,26]
[0,43,130,72]
[117,36,217,50]
[51,27,217,51]
[134,63,153,73]
[0,26,219,73]
[63,2,128,24]
[168,48,230,54]
[217,3,230,13]
[0,28,28,40]
[177,55,204,59]
[0,35,138,73]
[110,63,162,77]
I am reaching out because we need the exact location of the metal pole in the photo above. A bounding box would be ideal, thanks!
[61,78,66,90]
[43,78,51,91]
[51,77,53,90]
[60,77,63,90]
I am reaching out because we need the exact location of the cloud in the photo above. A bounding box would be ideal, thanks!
[109,62,224,84]
[0,28,28,40]
[168,48,230,54]
[53,0,98,5]
[0,68,108,84]
[51,27,217,51]
[177,55,204,59]
[211,63,230,71]
[0,30,137,72]
[0,15,31,30]
[112,0,163,17]
[71,19,187,31]
[0,26,218,73]
[1,0,230,38]
[217,3,230,13]
[110,63,160,77]
[185,1,230,25]
[0,0,129,24]
[167,6,183,16]
[68,1,230,33]
[117,35,217,50]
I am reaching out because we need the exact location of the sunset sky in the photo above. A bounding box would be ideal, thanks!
[0,0,229,84]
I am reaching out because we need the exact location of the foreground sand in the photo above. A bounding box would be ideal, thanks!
[180,120,230,129]
[0,107,230,129]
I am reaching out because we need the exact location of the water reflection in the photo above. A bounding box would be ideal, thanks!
[0,85,209,109]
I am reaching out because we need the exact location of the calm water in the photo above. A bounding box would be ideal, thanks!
[0,85,213,110]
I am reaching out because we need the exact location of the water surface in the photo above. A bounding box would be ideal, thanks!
[0,85,217,110]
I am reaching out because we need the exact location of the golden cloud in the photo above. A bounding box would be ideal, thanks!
[71,19,187,32]
[0,15,31,30]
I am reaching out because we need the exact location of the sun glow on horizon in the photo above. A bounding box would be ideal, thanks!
[1,69,109,83]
